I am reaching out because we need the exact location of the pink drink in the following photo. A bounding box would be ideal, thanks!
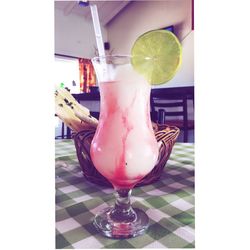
[90,63,159,189]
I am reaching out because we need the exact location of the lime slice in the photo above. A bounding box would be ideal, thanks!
[131,30,182,85]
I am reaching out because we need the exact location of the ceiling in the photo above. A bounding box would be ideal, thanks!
[54,1,131,26]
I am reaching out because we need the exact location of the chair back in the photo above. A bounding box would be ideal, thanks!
[150,91,193,142]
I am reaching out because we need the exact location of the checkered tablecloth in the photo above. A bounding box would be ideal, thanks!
[55,140,195,249]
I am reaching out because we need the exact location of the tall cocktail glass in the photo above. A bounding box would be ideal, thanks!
[90,55,159,238]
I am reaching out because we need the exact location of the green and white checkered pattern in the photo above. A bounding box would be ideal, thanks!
[55,140,195,249]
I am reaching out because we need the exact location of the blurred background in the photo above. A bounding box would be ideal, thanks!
[54,0,194,142]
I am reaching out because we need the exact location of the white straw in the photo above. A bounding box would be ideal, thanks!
[90,4,105,58]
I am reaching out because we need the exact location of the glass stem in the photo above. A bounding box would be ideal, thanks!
[110,189,137,223]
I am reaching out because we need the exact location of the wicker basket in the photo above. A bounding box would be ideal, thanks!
[73,124,180,187]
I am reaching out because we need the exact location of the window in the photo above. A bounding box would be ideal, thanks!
[54,56,80,94]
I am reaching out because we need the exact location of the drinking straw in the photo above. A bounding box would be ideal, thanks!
[90,4,105,58]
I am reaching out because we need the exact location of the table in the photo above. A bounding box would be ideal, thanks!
[56,140,195,248]
[70,86,195,142]
[72,86,194,102]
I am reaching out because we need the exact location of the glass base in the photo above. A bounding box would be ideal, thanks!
[93,206,149,239]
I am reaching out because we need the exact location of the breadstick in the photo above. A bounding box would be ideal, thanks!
[55,87,99,132]
[56,87,90,116]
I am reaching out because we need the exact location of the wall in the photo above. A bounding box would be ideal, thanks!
[54,9,108,59]
[107,0,193,87]
[156,30,194,88]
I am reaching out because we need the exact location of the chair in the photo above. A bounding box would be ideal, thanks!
[55,114,72,139]
[150,92,194,142]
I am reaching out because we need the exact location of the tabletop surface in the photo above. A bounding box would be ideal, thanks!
[55,140,195,249]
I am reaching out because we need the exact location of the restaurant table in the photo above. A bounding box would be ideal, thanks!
[55,140,195,249]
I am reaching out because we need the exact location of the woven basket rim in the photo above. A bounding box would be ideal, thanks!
[73,123,180,187]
